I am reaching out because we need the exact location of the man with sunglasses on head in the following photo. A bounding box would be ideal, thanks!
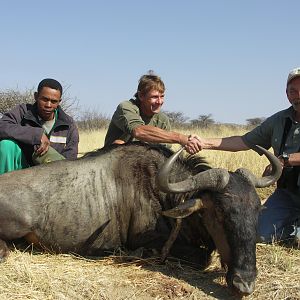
[0,78,79,174]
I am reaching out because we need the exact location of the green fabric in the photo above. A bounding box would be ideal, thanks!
[32,146,65,164]
[40,108,58,136]
[105,98,171,146]
[32,110,65,164]
[0,140,29,174]
[242,107,300,156]
[242,106,300,199]
[0,139,65,175]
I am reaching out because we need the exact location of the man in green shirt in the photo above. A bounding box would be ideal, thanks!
[197,67,300,245]
[105,72,202,155]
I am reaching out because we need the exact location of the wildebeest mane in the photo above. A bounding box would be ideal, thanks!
[81,141,174,158]
[81,141,211,174]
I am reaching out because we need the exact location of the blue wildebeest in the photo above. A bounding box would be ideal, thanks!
[0,143,281,295]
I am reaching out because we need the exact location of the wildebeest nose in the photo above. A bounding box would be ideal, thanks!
[232,274,255,295]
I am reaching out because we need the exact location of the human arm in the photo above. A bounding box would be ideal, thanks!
[199,116,275,152]
[0,104,44,145]
[133,125,187,145]
[278,152,300,167]
[34,133,51,156]
[107,100,202,153]
[261,152,300,177]
[199,136,250,152]
[132,125,202,154]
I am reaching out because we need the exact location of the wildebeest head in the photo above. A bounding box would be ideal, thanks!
[157,145,281,296]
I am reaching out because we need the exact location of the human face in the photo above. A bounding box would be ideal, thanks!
[35,87,61,121]
[286,77,300,114]
[139,89,165,117]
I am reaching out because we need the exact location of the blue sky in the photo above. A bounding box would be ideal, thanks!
[0,1,299,124]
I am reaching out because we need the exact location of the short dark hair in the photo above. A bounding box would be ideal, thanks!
[37,78,63,96]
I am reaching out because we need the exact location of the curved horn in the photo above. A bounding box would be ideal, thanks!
[236,145,282,188]
[161,198,204,219]
[157,147,230,193]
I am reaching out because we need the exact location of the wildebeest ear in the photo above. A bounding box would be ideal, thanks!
[160,198,207,219]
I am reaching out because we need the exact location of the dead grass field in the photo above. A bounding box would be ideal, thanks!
[1,127,299,299]
[1,244,299,299]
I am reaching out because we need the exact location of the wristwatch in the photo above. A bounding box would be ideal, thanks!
[281,152,290,166]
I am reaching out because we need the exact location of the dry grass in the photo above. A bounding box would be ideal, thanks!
[1,245,299,299]
[78,130,107,157]
[1,127,299,299]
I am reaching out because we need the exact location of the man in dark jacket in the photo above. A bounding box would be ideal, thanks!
[0,78,79,174]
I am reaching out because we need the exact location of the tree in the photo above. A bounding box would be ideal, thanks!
[0,89,34,116]
[0,86,79,118]
[246,117,265,127]
[77,109,110,131]
[190,114,215,128]
[163,110,189,127]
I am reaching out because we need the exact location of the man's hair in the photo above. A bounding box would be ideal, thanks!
[37,78,63,96]
[135,71,165,97]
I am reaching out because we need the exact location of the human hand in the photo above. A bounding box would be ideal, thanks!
[34,133,50,156]
[277,154,289,168]
[262,164,273,177]
[113,139,126,145]
[184,134,203,155]
[262,161,284,178]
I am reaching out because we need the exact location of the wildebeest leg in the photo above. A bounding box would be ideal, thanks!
[0,239,10,262]
[161,218,182,262]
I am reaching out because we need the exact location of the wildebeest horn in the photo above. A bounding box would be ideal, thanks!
[157,147,230,193]
[161,198,204,218]
[236,145,282,188]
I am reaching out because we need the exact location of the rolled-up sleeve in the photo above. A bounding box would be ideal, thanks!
[242,117,274,150]
[113,102,145,134]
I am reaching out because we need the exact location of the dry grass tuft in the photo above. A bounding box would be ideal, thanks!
[255,244,300,299]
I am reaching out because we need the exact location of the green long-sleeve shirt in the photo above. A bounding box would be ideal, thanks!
[105,98,170,146]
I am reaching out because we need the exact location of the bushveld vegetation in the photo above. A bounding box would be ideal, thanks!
[0,88,263,131]
[0,89,299,299]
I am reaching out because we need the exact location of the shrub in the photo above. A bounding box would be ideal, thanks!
[0,87,79,118]
[0,89,34,116]
[77,109,110,131]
